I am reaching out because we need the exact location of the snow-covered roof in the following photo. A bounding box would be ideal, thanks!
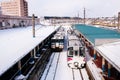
[95,41,120,72]
[0,25,59,76]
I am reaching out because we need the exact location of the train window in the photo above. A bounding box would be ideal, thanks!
[68,47,73,50]
[69,50,73,56]
[79,47,83,56]
[75,51,78,56]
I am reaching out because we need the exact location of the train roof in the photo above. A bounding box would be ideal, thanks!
[52,36,64,40]
[75,24,120,44]
[68,39,82,47]
[68,35,82,47]
[68,35,78,40]
[0,25,59,76]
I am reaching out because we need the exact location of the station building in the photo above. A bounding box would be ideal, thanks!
[0,0,28,17]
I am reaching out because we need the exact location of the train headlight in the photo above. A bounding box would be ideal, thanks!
[81,63,86,68]
[74,62,79,67]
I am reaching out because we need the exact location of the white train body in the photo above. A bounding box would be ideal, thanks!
[67,34,86,69]
[51,27,65,52]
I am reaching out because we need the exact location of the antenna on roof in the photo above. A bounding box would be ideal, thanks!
[77,12,79,24]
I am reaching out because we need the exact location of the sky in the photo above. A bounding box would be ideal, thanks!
[1,0,120,18]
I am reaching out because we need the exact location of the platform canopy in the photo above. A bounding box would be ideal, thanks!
[0,25,59,76]
[95,41,120,72]
[75,24,120,72]
[75,24,120,44]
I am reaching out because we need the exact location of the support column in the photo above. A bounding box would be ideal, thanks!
[102,57,105,72]
[42,42,44,47]
[87,42,90,47]
[94,49,96,60]
[29,51,34,64]
[18,61,22,75]
[38,45,40,51]
[34,48,36,58]
[37,45,40,57]
[32,14,35,37]
[108,63,111,77]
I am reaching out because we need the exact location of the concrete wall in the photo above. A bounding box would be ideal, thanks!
[0,15,40,29]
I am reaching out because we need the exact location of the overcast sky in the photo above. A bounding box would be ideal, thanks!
[1,0,120,17]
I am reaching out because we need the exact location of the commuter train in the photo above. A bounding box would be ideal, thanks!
[51,27,65,52]
[67,29,86,69]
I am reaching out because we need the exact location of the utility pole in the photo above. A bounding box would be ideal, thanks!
[83,8,86,24]
[118,12,120,30]
[77,12,79,24]
[32,14,35,37]
[114,15,116,27]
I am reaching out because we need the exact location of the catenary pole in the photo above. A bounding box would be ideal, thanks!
[32,14,35,37]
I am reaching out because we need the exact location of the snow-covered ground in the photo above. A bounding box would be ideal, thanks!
[0,25,59,76]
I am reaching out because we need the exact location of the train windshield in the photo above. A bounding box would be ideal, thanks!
[79,47,84,56]
[68,50,73,57]
[75,51,78,56]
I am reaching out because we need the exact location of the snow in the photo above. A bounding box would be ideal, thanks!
[87,60,104,80]
[14,74,26,80]
[96,41,120,72]
[41,51,73,80]
[74,69,82,80]
[0,25,59,76]
[40,53,55,80]
[54,51,73,80]
[44,52,59,80]
[81,68,89,80]
[41,50,89,80]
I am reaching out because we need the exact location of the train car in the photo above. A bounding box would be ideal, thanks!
[51,27,65,52]
[67,33,86,69]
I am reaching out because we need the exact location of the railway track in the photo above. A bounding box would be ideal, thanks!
[27,48,52,80]
[71,68,84,80]
[41,52,61,80]
[53,52,61,80]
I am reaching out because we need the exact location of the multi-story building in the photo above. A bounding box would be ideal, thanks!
[0,0,28,17]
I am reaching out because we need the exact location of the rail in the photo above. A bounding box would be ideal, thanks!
[53,52,61,80]
[44,52,56,80]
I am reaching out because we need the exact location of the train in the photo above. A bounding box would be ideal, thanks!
[51,27,65,52]
[67,28,86,69]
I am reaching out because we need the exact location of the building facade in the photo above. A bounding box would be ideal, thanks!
[0,0,28,17]
[0,15,40,29]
